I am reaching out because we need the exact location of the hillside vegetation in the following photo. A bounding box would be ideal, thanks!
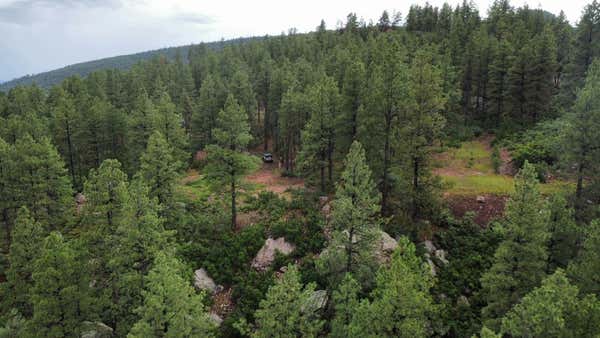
[1,1,600,337]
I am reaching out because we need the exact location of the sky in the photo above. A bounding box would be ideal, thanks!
[0,0,590,83]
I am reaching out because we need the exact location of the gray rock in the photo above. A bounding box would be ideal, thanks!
[209,312,223,326]
[301,290,328,313]
[435,249,449,265]
[476,195,486,203]
[251,237,295,270]
[194,268,217,294]
[423,240,436,254]
[81,321,113,338]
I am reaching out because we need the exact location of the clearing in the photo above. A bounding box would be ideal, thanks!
[433,136,572,224]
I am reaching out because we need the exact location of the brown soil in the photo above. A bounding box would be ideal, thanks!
[211,287,234,318]
[445,193,508,226]
[244,162,305,195]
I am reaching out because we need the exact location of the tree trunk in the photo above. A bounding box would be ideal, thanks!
[412,155,420,220]
[575,162,585,218]
[231,172,237,230]
[382,113,392,216]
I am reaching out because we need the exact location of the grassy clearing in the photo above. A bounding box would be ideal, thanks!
[437,138,573,196]
[442,175,573,195]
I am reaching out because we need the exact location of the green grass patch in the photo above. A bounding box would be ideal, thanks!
[442,174,574,196]
[448,141,494,173]
[180,175,211,201]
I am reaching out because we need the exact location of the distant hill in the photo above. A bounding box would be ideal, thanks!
[0,37,258,92]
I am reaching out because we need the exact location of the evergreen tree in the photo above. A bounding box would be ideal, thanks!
[151,90,188,163]
[106,178,171,336]
[547,194,580,272]
[252,265,324,338]
[360,35,408,214]
[348,237,435,337]
[568,220,600,296]
[139,131,181,211]
[487,38,512,126]
[480,162,550,330]
[564,58,600,218]
[330,273,361,338]
[204,95,256,229]
[26,232,92,338]
[192,74,226,149]
[126,90,157,174]
[500,269,600,337]
[298,76,340,193]
[128,251,215,338]
[402,48,446,220]
[2,208,45,317]
[317,141,381,288]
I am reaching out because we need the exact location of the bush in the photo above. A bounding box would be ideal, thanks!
[491,146,501,174]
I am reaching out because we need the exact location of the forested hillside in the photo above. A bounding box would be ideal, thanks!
[1,1,600,337]
[0,38,257,92]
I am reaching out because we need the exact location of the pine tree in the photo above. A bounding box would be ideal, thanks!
[151,90,188,163]
[348,237,435,337]
[500,269,600,337]
[480,162,550,330]
[106,178,171,336]
[402,48,446,220]
[298,76,339,193]
[360,35,408,214]
[125,89,157,174]
[11,136,73,230]
[204,94,256,229]
[318,141,381,288]
[50,88,81,187]
[139,131,181,211]
[192,74,226,149]
[487,37,512,126]
[565,59,600,217]
[330,273,361,338]
[3,207,45,317]
[26,232,92,338]
[568,220,600,296]
[128,251,215,337]
[252,265,324,338]
[278,88,306,175]
[547,194,580,272]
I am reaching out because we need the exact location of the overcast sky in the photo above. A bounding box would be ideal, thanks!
[0,0,589,83]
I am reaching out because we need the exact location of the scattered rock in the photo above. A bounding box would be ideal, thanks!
[457,295,470,307]
[75,193,87,213]
[379,231,398,253]
[426,257,437,276]
[194,268,217,294]
[209,312,223,326]
[81,321,113,338]
[301,290,328,313]
[435,249,449,265]
[422,240,436,254]
[321,203,331,218]
[476,195,486,203]
[319,196,329,205]
[251,237,295,270]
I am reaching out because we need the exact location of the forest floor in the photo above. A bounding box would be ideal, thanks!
[243,162,304,198]
[433,136,572,225]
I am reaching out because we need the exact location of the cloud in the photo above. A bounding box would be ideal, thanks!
[172,11,214,25]
[0,0,123,25]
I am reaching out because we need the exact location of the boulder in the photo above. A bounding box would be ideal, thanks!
[476,195,486,203]
[194,268,217,294]
[426,256,437,276]
[209,312,223,326]
[301,290,328,313]
[319,196,329,205]
[435,249,449,265]
[422,240,436,254]
[251,237,295,270]
[81,321,113,338]
[75,193,87,213]
[379,231,398,253]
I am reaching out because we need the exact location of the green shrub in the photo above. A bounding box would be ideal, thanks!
[491,146,501,174]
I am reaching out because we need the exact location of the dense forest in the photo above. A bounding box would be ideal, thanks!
[1,0,600,337]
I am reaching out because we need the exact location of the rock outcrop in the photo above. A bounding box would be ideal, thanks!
[251,237,295,270]
[194,268,218,294]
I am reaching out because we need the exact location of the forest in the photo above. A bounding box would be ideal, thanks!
[1,0,600,337]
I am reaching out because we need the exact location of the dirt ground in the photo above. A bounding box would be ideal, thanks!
[244,162,305,195]
[445,193,508,226]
